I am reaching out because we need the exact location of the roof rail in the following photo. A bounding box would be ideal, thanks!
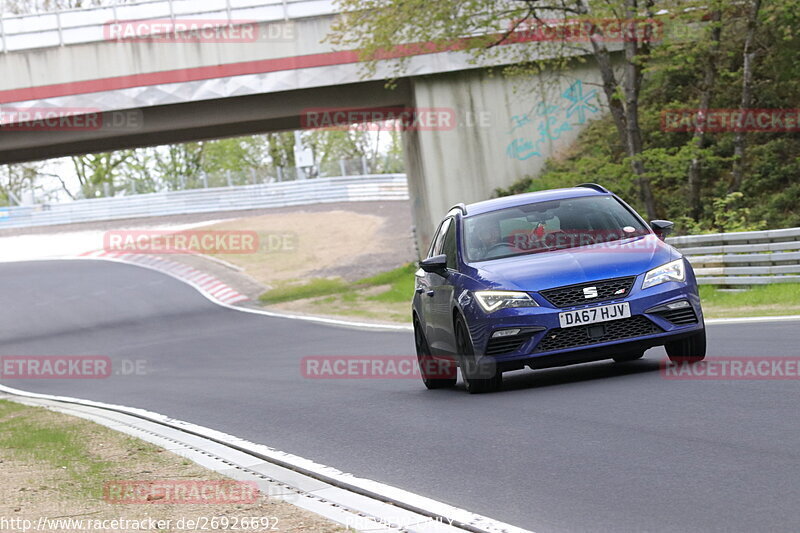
[448,203,468,215]
[575,183,610,194]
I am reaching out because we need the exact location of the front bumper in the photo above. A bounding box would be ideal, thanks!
[463,278,704,371]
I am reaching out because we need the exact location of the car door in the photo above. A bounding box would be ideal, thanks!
[428,218,459,354]
[417,219,449,349]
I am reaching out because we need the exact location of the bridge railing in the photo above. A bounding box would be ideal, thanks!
[0,174,409,229]
[667,228,800,286]
[0,0,337,53]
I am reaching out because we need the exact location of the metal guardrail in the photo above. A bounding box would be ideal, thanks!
[0,0,337,53]
[667,228,800,285]
[0,174,409,229]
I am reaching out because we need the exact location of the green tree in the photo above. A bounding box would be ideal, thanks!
[328,0,707,219]
[0,163,41,205]
[151,143,205,191]
[71,151,135,198]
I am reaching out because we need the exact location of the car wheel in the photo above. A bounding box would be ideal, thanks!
[613,351,644,363]
[454,315,502,394]
[665,329,707,364]
[414,318,456,389]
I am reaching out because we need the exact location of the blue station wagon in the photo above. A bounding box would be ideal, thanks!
[412,184,706,393]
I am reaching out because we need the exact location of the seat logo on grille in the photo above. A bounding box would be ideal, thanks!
[583,286,599,299]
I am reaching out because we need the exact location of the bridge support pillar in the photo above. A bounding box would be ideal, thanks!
[402,63,604,257]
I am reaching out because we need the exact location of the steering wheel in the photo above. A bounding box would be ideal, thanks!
[488,242,515,252]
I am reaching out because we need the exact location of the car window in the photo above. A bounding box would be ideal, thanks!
[426,220,445,258]
[441,218,457,270]
[429,218,451,258]
[463,195,649,262]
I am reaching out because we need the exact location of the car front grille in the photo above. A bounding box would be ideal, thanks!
[653,307,699,326]
[540,277,636,308]
[534,316,662,353]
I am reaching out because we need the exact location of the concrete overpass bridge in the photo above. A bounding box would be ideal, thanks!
[0,0,606,249]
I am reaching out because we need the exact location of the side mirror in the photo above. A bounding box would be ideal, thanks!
[419,254,448,275]
[650,220,674,240]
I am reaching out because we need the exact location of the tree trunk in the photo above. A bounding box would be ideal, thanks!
[621,0,656,220]
[730,0,762,192]
[687,8,723,220]
[579,0,656,219]
[579,2,630,155]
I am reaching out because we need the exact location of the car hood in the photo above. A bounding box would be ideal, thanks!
[469,235,680,292]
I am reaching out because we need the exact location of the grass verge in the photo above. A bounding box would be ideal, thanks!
[0,399,344,532]
[0,400,112,500]
[699,283,800,318]
[258,264,416,322]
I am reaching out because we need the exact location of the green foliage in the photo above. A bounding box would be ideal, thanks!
[361,263,417,303]
[0,161,43,204]
[491,0,800,235]
[258,263,417,305]
[711,192,766,233]
[330,0,798,234]
[259,278,349,304]
[699,283,800,309]
[5,126,401,203]
[0,400,113,499]
[742,138,800,229]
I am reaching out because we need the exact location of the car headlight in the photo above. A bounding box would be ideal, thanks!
[643,259,686,289]
[474,291,539,313]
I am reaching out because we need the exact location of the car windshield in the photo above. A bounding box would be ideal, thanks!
[463,195,650,262]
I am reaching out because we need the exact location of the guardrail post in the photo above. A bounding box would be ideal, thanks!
[226,170,233,187]
[112,0,119,23]
[361,157,368,175]
[282,0,289,21]
[202,173,209,188]
[7,189,21,206]
[226,0,232,25]
[339,159,346,177]
[168,0,175,23]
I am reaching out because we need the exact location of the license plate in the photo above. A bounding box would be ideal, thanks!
[558,302,631,328]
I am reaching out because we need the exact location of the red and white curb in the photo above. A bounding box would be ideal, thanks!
[79,250,249,305]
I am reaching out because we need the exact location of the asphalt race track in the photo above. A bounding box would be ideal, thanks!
[1,260,799,533]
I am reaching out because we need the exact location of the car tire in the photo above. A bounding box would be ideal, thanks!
[613,351,644,363]
[665,329,707,364]
[454,315,502,394]
[414,318,457,389]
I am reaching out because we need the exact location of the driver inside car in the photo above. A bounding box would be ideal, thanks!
[472,219,503,260]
